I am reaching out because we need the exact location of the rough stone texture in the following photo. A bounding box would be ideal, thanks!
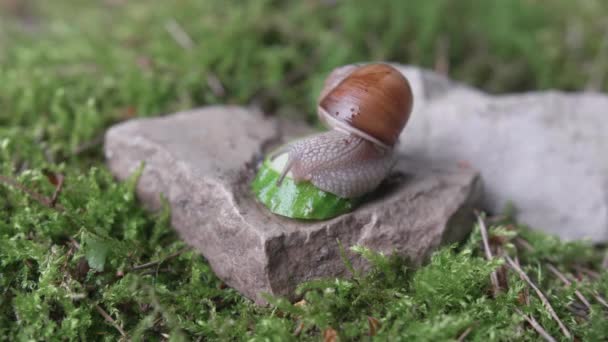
[386,64,608,242]
[104,106,482,304]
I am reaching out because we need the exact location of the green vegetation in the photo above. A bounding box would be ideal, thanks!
[1,0,607,340]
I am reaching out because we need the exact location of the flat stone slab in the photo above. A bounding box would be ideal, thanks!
[385,64,608,242]
[104,106,482,304]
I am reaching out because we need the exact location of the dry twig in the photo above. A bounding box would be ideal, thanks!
[49,174,65,207]
[130,247,190,271]
[293,321,304,337]
[456,326,472,342]
[505,255,571,339]
[574,270,608,309]
[573,265,600,280]
[546,264,592,311]
[95,304,127,338]
[592,291,608,309]
[206,73,226,97]
[434,35,450,76]
[476,213,500,296]
[514,237,534,252]
[485,214,508,224]
[0,174,65,211]
[516,236,605,310]
[165,18,194,49]
[514,257,531,307]
[72,134,104,157]
[514,307,557,342]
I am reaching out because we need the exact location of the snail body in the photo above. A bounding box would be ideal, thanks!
[274,63,413,199]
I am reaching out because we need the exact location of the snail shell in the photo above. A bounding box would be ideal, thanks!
[318,63,413,148]
[275,63,413,199]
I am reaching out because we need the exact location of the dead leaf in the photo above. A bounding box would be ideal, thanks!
[323,327,338,342]
[489,234,508,245]
[121,106,137,119]
[517,291,528,306]
[42,169,64,187]
[368,316,381,336]
[294,299,307,307]
[293,321,304,336]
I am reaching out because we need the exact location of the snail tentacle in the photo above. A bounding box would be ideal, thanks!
[276,157,294,186]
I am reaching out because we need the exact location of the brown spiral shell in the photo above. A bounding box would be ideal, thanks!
[318,63,413,148]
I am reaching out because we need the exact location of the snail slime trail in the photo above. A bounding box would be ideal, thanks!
[252,63,413,220]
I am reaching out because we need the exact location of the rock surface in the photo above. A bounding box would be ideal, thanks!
[104,106,482,304]
[386,64,608,242]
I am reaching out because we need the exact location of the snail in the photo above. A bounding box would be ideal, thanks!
[272,63,413,199]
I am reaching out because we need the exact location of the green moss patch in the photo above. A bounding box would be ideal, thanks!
[1,0,607,340]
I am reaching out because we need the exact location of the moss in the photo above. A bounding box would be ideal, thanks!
[1,0,607,340]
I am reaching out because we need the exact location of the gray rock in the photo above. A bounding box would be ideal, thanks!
[388,64,608,242]
[104,106,482,304]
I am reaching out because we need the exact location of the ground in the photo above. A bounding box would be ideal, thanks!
[1,1,607,340]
